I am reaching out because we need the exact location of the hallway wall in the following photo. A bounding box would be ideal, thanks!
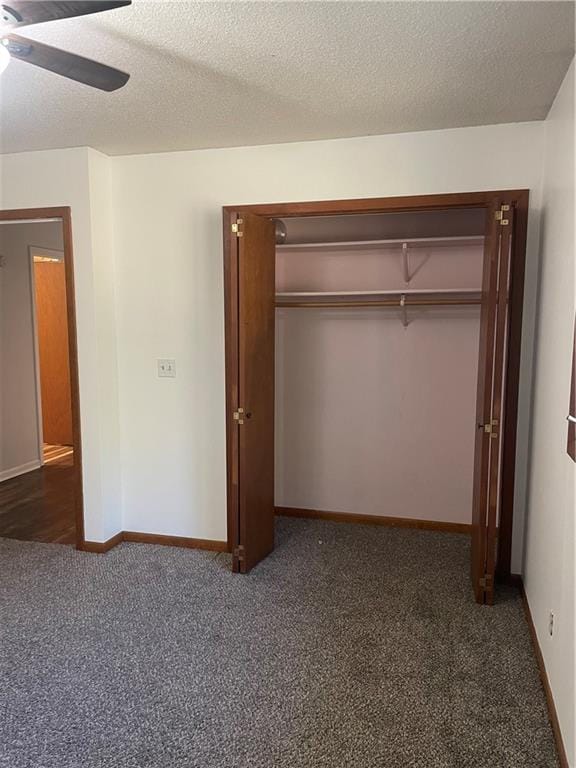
[0,221,63,481]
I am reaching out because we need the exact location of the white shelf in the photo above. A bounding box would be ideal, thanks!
[276,236,484,252]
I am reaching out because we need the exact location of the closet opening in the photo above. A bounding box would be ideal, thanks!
[223,192,529,605]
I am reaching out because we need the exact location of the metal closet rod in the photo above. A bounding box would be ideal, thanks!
[276,297,482,308]
[276,235,484,251]
[276,288,479,297]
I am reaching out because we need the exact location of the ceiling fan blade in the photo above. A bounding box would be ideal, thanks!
[1,1,131,28]
[3,34,129,91]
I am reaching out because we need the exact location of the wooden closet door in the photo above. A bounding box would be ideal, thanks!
[471,200,514,604]
[34,260,73,447]
[235,212,276,573]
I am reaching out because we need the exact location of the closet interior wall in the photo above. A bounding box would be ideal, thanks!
[274,211,486,527]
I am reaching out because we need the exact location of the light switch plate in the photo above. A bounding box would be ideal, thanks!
[157,359,176,378]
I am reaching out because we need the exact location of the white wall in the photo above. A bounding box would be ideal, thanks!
[524,61,575,765]
[0,147,122,541]
[276,308,481,523]
[0,122,548,557]
[0,221,63,479]
[111,121,545,560]
[87,150,123,534]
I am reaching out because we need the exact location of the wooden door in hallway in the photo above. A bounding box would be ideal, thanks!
[34,260,73,447]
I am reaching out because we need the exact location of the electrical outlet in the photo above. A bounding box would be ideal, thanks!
[157,359,176,378]
[548,611,555,637]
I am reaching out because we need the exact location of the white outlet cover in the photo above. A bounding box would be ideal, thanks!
[157,359,176,378]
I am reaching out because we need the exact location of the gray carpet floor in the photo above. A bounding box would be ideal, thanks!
[0,518,558,768]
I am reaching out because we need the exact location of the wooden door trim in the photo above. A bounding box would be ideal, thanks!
[0,207,85,548]
[223,190,529,582]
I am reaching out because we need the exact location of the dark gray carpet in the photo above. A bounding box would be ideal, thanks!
[0,518,557,768]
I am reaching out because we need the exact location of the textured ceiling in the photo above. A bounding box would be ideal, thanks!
[0,1,574,156]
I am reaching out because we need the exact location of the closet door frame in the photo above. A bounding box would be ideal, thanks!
[222,190,529,582]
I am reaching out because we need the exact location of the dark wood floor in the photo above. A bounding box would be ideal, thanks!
[0,456,76,544]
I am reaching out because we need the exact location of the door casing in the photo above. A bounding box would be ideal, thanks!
[222,190,530,586]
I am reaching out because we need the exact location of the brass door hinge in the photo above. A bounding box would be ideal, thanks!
[233,407,245,425]
[231,218,244,237]
[483,419,499,438]
[495,205,510,226]
[479,573,493,589]
[233,545,245,562]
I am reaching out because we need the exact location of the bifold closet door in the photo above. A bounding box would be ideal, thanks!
[232,212,276,573]
[471,200,514,605]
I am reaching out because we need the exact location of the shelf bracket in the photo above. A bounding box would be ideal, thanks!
[402,242,411,284]
[400,293,408,328]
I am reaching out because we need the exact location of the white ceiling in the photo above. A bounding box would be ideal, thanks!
[0,1,573,156]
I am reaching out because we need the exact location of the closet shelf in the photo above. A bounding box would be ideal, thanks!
[276,235,484,252]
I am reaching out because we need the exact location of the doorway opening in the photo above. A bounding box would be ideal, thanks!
[0,208,83,546]
[223,192,529,605]
[274,208,485,533]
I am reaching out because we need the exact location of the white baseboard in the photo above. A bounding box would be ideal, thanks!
[0,460,42,483]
